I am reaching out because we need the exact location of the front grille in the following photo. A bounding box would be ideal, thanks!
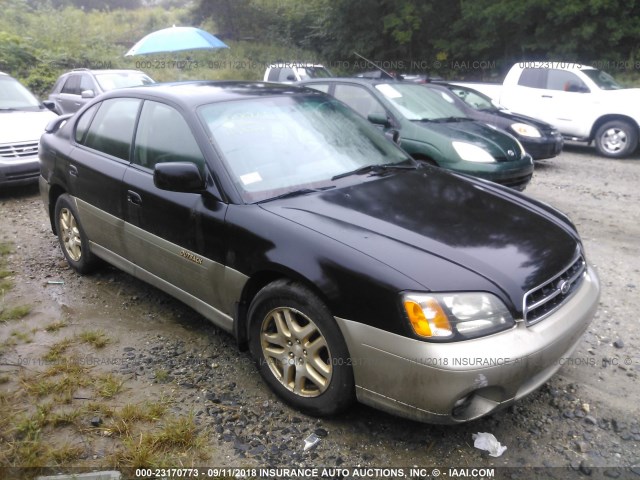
[0,141,39,159]
[523,251,586,325]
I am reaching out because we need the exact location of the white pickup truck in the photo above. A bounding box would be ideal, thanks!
[457,62,640,158]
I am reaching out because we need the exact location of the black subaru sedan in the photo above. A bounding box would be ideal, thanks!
[39,82,599,423]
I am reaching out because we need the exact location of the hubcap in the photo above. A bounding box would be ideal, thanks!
[601,127,628,154]
[260,307,332,397]
[59,208,82,262]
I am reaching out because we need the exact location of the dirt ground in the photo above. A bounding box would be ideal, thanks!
[1,143,639,480]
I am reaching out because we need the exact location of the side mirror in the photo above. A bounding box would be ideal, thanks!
[154,162,205,193]
[81,89,95,99]
[44,114,73,133]
[286,74,296,81]
[42,100,58,113]
[368,112,391,128]
[385,129,400,144]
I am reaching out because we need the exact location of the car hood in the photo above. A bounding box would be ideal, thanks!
[410,119,523,160]
[0,109,57,143]
[261,168,579,310]
[492,109,558,132]
[596,87,640,105]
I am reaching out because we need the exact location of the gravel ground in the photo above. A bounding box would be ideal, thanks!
[1,144,639,480]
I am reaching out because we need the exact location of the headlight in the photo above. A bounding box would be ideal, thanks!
[510,123,541,138]
[403,292,515,341]
[452,142,496,163]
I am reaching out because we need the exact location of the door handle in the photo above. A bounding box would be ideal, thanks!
[127,190,142,206]
[69,165,78,177]
[541,95,553,98]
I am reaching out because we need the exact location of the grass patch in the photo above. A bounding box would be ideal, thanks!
[0,242,12,256]
[110,413,208,468]
[95,373,124,399]
[77,329,111,349]
[0,305,31,322]
[42,338,74,363]
[10,329,33,343]
[154,369,170,383]
[44,320,68,333]
[0,242,14,292]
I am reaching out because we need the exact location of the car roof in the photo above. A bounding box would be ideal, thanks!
[64,69,149,75]
[299,77,387,87]
[97,81,319,108]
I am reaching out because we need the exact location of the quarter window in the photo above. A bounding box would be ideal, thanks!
[518,68,546,88]
[267,68,281,82]
[74,103,100,143]
[61,75,81,95]
[133,101,204,171]
[81,98,141,160]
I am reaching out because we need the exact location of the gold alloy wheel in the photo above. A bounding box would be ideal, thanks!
[59,208,82,262]
[260,307,332,397]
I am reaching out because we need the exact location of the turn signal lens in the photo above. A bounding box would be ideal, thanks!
[402,292,515,341]
[404,298,452,338]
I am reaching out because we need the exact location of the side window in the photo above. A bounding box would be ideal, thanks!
[518,68,546,88]
[133,101,205,171]
[82,98,141,160]
[278,68,296,82]
[74,102,100,143]
[267,68,281,82]
[306,84,330,93]
[547,70,589,92]
[79,74,96,94]
[61,75,81,95]
[333,84,386,119]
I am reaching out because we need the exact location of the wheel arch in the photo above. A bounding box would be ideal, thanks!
[590,114,640,141]
[233,267,336,352]
[47,184,67,234]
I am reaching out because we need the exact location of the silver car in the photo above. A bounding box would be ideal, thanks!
[48,69,154,115]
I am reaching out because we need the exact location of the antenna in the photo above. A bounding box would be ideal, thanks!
[353,51,395,79]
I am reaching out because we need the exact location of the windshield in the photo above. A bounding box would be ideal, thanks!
[94,72,154,91]
[448,86,496,111]
[580,68,623,90]
[199,94,409,203]
[375,83,467,120]
[0,75,42,111]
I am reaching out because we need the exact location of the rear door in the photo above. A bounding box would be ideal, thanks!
[57,74,82,114]
[67,97,142,268]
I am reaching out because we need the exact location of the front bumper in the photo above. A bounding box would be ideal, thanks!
[522,133,564,160]
[452,154,535,191]
[335,265,600,424]
[0,155,40,187]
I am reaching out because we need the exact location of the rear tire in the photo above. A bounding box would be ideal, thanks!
[55,194,98,274]
[248,279,355,416]
[595,120,638,158]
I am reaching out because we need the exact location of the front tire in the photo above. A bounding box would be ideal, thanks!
[595,120,638,158]
[248,279,355,416]
[55,194,98,274]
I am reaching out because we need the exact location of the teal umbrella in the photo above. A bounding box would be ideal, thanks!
[125,26,229,56]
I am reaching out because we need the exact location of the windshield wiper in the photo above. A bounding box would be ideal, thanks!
[259,186,336,203]
[0,108,18,112]
[432,116,472,123]
[331,163,417,181]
